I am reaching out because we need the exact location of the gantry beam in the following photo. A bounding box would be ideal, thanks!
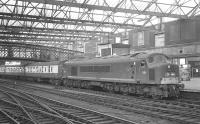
[0,25,111,39]
[0,41,83,61]
[0,39,75,46]
[0,25,111,35]
[0,12,141,29]
[0,36,78,42]
[18,0,188,19]
[0,0,198,52]
[0,32,91,39]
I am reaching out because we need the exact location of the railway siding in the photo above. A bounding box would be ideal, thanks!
[0,82,139,124]
[1,80,200,124]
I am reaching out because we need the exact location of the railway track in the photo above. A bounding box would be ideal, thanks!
[0,109,21,124]
[0,88,74,124]
[1,80,200,124]
[0,82,138,124]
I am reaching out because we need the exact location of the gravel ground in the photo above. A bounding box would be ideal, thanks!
[24,83,180,124]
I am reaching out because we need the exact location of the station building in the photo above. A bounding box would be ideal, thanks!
[84,16,200,77]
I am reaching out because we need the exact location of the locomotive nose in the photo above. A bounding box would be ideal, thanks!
[160,64,180,84]
[165,64,179,77]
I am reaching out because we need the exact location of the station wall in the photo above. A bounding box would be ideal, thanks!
[129,16,200,52]
[165,19,198,45]
[129,30,154,49]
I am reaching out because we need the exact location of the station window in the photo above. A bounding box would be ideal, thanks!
[138,31,144,46]
[172,58,178,65]
[180,58,186,65]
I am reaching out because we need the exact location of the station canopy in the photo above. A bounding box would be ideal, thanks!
[0,0,199,50]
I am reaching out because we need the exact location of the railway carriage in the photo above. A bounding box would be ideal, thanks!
[24,61,65,84]
[0,52,184,98]
[64,53,183,98]
[0,61,65,84]
[0,65,24,78]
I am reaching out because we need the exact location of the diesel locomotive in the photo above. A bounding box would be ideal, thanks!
[0,53,184,98]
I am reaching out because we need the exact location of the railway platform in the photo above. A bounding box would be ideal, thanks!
[181,78,200,100]
[182,78,200,92]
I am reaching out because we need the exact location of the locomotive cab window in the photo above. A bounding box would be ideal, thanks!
[140,61,146,67]
[130,62,136,67]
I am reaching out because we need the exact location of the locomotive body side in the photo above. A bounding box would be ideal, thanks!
[66,56,137,84]
[64,53,183,98]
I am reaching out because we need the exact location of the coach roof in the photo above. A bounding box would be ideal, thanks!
[65,52,167,65]
[26,60,67,66]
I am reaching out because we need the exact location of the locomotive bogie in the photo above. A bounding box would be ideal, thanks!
[63,78,180,98]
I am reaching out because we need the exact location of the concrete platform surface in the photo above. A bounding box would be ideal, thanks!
[182,78,200,92]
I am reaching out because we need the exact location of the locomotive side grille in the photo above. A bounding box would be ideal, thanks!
[80,66,110,72]
[149,69,155,80]
[80,66,93,72]
[94,66,110,72]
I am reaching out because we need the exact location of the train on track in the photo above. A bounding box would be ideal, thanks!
[0,52,184,98]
